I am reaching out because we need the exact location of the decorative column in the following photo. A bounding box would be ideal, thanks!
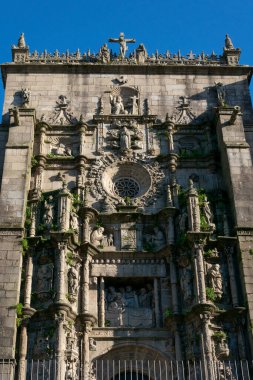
[57,182,71,232]
[77,162,86,202]
[154,278,160,327]
[34,164,44,191]
[136,216,143,251]
[18,319,29,380]
[82,321,93,380]
[56,242,66,304]
[187,179,200,232]
[225,245,239,307]
[170,257,179,314]
[167,214,175,244]
[98,277,105,327]
[174,324,183,361]
[81,208,98,244]
[29,202,37,237]
[201,313,214,380]
[23,251,33,308]
[55,312,66,380]
[28,190,40,237]
[82,256,91,314]
[194,243,206,304]
[37,121,49,155]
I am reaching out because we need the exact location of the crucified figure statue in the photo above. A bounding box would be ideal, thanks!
[109,32,135,59]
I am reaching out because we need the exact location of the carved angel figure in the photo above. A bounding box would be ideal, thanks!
[110,95,125,114]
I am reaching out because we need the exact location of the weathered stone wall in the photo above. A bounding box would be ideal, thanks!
[0,110,35,359]
[0,60,253,378]
[2,67,253,123]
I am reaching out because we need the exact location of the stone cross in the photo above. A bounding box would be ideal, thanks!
[109,32,135,58]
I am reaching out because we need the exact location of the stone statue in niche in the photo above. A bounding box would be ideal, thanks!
[90,227,105,247]
[43,196,54,228]
[208,264,223,300]
[90,227,115,248]
[178,210,188,232]
[215,82,226,107]
[107,233,114,246]
[89,338,96,351]
[180,265,193,303]
[33,333,51,359]
[36,264,53,295]
[202,196,216,231]
[120,127,131,150]
[105,284,154,327]
[70,211,79,232]
[56,143,72,156]
[110,95,125,114]
[67,267,78,301]
[21,88,31,107]
[144,227,166,250]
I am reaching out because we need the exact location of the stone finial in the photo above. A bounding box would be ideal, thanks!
[222,34,240,65]
[225,34,234,50]
[18,33,26,48]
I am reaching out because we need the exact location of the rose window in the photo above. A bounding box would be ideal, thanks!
[113,177,140,198]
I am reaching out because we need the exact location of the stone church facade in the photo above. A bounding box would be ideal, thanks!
[0,32,253,379]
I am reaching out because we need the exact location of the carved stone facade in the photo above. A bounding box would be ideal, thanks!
[0,33,253,379]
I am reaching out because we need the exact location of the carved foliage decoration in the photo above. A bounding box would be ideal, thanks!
[170,96,196,125]
[48,95,78,125]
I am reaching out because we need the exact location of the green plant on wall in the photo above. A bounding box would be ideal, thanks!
[212,331,227,341]
[164,308,173,318]
[25,206,32,229]
[22,238,29,255]
[15,303,23,327]
[72,193,82,208]
[31,156,38,167]
[206,287,216,302]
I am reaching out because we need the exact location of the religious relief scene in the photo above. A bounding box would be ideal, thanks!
[104,280,155,327]
[0,32,253,379]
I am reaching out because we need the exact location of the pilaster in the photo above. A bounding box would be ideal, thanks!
[0,108,35,359]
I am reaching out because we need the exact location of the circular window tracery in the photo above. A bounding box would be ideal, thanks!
[113,177,140,198]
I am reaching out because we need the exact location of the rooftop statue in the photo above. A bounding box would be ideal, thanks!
[11,33,240,66]
[109,32,136,59]
[18,32,26,48]
[225,34,234,50]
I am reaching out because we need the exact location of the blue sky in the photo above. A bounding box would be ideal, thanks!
[1,0,253,115]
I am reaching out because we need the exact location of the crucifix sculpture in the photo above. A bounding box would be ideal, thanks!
[109,32,136,59]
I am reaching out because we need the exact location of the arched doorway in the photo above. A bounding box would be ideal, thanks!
[92,344,172,380]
